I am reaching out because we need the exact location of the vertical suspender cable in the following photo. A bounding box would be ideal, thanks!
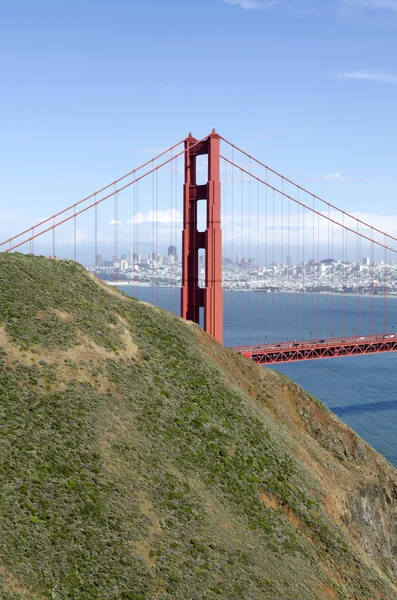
[316,205,322,339]
[114,185,118,287]
[156,168,159,307]
[342,215,346,337]
[302,193,305,341]
[384,234,387,333]
[265,168,268,344]
[257,178,260,345]
[344,218,346,336]
[174,154,178,313]
[170,149,173,313]
[231,147,235,346]
[95,197,98,276]
[281,181,284,343]
[52,217,56,258]
[331,218,335,338]
[240,165,244,345]
[152,161,155,305]
[272,190,275,344]
[329,205,333,338]
[248,158,251,345]
[370,230,374,335]
[312,196,315,338]
[133,181,137,300]
[287,185,291,342]
[296,202,300,342]
[356,222,360,335]
[74,206,77,262]
[327,205,330,338]
[136,181,139,299]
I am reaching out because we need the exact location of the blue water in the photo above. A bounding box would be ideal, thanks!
[120,286,397,467]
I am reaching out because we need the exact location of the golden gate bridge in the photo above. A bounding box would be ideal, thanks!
[2,130,397,363]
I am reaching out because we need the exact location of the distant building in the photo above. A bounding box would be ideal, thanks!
[362,257,370,266]
[168,245,177,257]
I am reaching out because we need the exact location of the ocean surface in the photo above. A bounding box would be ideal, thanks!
[120,286,397,468]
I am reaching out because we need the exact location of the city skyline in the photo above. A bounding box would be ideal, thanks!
[91,246,397,296]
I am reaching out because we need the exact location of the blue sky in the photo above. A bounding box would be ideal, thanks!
[1,0,397,252]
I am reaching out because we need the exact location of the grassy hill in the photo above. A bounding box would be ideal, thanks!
[0,253,396,600]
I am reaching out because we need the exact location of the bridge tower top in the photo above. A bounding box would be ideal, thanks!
[180,131,223,343]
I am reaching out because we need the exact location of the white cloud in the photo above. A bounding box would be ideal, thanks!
[221,0,279,9]
[304,172,347,181]
[0,211,37,226]
[348,0,397,11]
[222,0,397,14]
[108,219,123,225]
[323,172,345,181]
[60,228,92,245]
[333,70,397,84]
[221,0,318,12]
[348,211,397,237]
[128,209,182,226]
[283,171,362,183]
[221,210,397,250]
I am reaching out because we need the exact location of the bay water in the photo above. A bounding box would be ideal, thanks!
[120,286,397,467]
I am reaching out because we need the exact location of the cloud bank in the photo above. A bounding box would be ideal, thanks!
[333,70,397,84]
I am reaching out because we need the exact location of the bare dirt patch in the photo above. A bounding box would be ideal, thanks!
[0,323,136,394]
[320,581,337,599]
[0,565,37,599]
[259,490,301,529]
[53,308,74,322]
[260,491,279,509]
[117,315,139,359]
[36,308,73,322]
[133,493,162,569]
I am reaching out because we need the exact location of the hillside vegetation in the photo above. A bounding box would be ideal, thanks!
[0,253,396,600]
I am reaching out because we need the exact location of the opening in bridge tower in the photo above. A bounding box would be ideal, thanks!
[181,130,223,343]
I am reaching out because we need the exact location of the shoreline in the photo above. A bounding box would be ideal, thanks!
[102,280,397,299]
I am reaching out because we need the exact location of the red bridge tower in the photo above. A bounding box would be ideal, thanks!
[181,131,223,343]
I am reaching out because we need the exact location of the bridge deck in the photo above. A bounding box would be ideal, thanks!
[233,334,397,364]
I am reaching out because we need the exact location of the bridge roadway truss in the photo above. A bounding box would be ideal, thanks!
[234,334,397,364]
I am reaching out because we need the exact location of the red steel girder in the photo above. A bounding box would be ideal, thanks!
[235,334,397,364]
